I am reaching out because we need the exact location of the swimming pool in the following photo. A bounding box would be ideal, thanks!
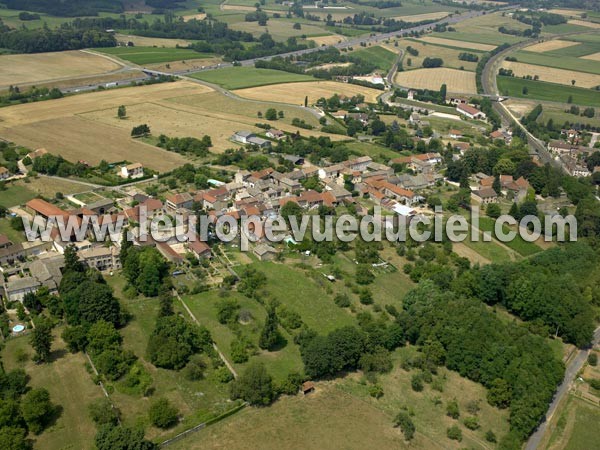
[12,324,25,333]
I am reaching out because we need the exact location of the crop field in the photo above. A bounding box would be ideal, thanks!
[95,46,213,65]
[568,19,600,29]
[497,76,600,107]
[430,12,530,45]
[582,52,600,61]
[417,36,496,51]
[1,330,105,450]
[401,40,479,72]
[229,18,331,40]
[233,80,382,104]
[351,46,398,71]
[524,39,580,53]
[513,50,600,75]
[0,50,121,89]
[394,68,476,94]
[310,34,347,46]
[393,11,449,22]
[114,34,193,47]
[0,82,211,171]
[545,396,600,450]
[189,67,316,89]
[500,61,600,88]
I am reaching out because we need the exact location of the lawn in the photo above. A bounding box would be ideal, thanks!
[1,329,105,450]
[345,140,402,161]
[351,46,398,71]
[513,50,600,75]
[95,46,212,65]
[189,67,316,90]
[546,396,600,450]
[477,217,542,257]
[0,176,97,208]
[0,183,36,208]
[497,76,600,107]
[0,217,25,244]
[105,274,233,442]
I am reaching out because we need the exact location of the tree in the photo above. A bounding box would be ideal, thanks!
[182,355,206,381]
[63,280,121,326]
[359,288,373,305]
[0,426,31,450]
[215,298,240,325]
[258,305,281,351]
[446,425,462,442]
[94,424,158,450]
[20,388,55,434]
[61,325,88,353]
[571,79,575,86]
[588,352,598,366]
[265,108,277,120]
[230,361,275,406]
[117,105,126,119]
[487,378,511,408]
[446,399,460,418]
[146,315,211,370]
[393,411,415,440]
[486,203,501,219]
[485,430,497,442]
[63,244,84,273]
[88,398,119,426]
[30,318,53,363]
[492,175,502,195]
[148,398,178,429]
[522,86,528,95]
[411,373,424,392]
[356,264,374,285]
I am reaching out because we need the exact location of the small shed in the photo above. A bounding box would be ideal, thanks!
[301,381,315,395]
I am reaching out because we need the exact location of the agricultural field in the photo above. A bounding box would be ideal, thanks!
[568,19,600,29]
[0,82,209,171]
[544,396,600,450]
[350,45,398,71]
[500,61,600,88]
[394,68,477,94]
[232,80,383,104]
[310,34,347,46]
[583,52,600,61]
[0,50,121,89]
[394,11,449,22]
[430,12,531,45]
[497,76,600,107]
[95,46,213,65]
[229,18,331,41]
[189,67,316,90]
[401,40,481,72]
[0,176,94,208]
[114,34,193,47]
[512,50,600,75]
[417,36,496,51]
[523,39,580,53]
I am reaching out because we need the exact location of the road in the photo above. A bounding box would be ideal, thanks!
[66,8,491,94]
[525,326,600,450]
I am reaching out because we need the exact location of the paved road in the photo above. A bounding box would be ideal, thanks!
[525,327,600,450]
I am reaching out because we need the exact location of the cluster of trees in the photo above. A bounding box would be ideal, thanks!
[121,243,169,297]
[0,362,58,449]
[394,85,446,104]
[4,0,124,16]
[131,124,151,137]
[32,153,87,177]
[422,57,443,68]
[458,52,479,62]
[157,134,212,157]
[0,19,116,53]
[0,85,62,107]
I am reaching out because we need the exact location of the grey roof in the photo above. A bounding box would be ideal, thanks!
[235,131,255,138]
[6,277,41,292]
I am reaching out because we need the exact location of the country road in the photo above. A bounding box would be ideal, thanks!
[525,326,600,450]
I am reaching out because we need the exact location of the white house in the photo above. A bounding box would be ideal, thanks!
[232,131,255,144]
[120,162,144,179]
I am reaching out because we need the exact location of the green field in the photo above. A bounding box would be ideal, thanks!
[547,396,600,450]
[497,76,600,107]
[189,67,316,89]
[478,217,542,257]
[351,46,398,71]
[513,50,600,75]
[95,46,212,65]
[538,42,600,57]
[0,183,36,208]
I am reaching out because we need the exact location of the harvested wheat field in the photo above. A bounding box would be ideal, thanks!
[418,36,496,51]
[146,58,222,73]
[310,34,347,46]
[548,9,584,17]
[523,39,580,53]
[221,4,256,11]
[568,19,600,29]
[114,34,192,47]
[182,13,207,21]
[0,50,121,89]
[500,61,600,88]
[394,12,449,22]
[0,81,216,171]
[582,52,600,61]
[394,68,476,94]
[233,81,381,104]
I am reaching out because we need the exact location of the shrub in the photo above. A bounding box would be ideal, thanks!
[148,398,178,429]
[446,425,462,442]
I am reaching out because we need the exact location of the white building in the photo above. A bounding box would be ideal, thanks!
[120,162,144,179]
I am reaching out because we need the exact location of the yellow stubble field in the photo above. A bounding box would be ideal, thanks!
[394,68,477,94]
[500,61,600,88]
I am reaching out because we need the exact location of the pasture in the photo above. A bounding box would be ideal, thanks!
[401,40,479,72]
[497,76,600,107]
[394,68,477,94]
[500,61,600,88]
[189,67,316,89]
[229,18,330,41]
[430,12,530,45]
[95,46,213,65]
[524,39,579,53]
[233,80,382,104]
[114,34,193,47]
[512,50,600,75]
[351,46,398,71]
[1,329,105,450]
[0,50,121,89]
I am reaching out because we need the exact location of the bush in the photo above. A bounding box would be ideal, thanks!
[334,293,351,307]
[485,430,497,443]
[463,416,480,430]
[411,373,424,392]
[393,411,415,440]
[446,399,460,419]
[446,425,462,442]
[148,398,178,429]
[230,362,275,406]
[182,355,207,381]
[369,384,384,399]
[588,352,598,366]
[88,398,119,426]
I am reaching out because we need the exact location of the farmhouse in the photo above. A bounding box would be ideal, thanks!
[166,192,193,211]
[27,148,48,160]
[79,245,121,271]
[187,239,212,259]
[120,162,144,179]
[253,244,278,261]
[0,166,9,180]
[25,198,68,220]
[448,129,463,139]
[344,155,373,172]
[232,131,255,144]
[456,103,486,120]
[473,187,498,204]
[266,129,286,140]
[490,129,512,144]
